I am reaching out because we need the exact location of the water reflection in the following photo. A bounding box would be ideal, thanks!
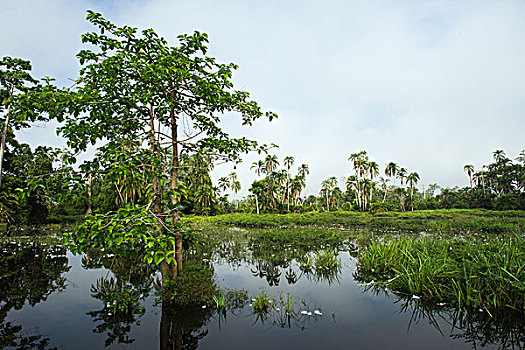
[396,300,525,350]
[359,280,525,350]
[0,240,69,350]
[1,228,524,349]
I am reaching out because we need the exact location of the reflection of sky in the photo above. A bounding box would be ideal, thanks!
[3,243,515,349]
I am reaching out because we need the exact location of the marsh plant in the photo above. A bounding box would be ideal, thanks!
[356,235,525,315]
[248,290,320,329]
[252,290,272,312]
[212,290,227,310]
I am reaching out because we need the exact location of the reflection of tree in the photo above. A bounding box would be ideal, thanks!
[360,283,525,349]
[158,261,217,350]
[160,305,212,350]
[87,277,146,346]
[83,250,156,346]
[0,241,69,350]
[0,321,57,350]
[399,299,525,349]
[251,261,282,286]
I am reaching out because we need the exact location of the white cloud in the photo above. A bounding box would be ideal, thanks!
[2,0,524,198]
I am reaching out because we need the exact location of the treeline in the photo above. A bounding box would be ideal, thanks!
[221,149,525,214]
[1,134,524,225]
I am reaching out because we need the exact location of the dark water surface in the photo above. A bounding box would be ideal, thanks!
[1,229,523,349]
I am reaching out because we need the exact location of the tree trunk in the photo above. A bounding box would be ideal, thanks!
[170,102,182,273]
[0,86,13,189]
[86,173,92,215]
[255,194,259,214]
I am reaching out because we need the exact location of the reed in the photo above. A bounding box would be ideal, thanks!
[356,235,525,314]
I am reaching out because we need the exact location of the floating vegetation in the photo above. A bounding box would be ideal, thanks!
[355,235,525,315]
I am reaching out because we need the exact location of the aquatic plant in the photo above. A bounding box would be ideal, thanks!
[356,235,525,315]
[212,290,226,309]
[252,290,272,312]
[314,248,339,269]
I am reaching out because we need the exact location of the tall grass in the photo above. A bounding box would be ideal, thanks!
[356,235,525,314]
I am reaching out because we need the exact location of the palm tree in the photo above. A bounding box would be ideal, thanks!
[321,177,337,211]
[218,176,230,194]
[228,172,238,184]
[250,161,266,214]
[251,160,266,177]
[232,180,241,210]
[298,163,310,178]
[379,177,388,202]
[493,149,506,163]
[283,156,295,211]
[385,162,398,185]
[406,171,420,210]
[463,164,474,188]
[516,149,525,165]
[264,155,279,173]
[397,167,407,187]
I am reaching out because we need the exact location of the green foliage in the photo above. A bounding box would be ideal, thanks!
[161,261,217,307]
[64,205,178,266]
[356,235,525,314]
[91,277,145,315]
[252,290,271,312]
[212,290,227,309]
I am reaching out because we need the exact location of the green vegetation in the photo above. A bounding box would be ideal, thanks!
[252,290,272,312]
[355,235,525,315]
[187,209,525,233]
[160,261,217,307]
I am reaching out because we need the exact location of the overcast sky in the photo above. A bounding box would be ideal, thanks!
[2,0,524,197]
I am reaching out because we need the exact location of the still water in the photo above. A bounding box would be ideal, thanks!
[1,227,523,349]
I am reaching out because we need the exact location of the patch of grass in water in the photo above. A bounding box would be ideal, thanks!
[355,235,525,315]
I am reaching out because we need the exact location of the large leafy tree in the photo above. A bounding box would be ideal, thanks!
[48,12,276,283]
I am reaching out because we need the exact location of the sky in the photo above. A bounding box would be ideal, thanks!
[1,0,524,197]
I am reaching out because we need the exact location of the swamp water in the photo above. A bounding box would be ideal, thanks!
[1,226,523,349]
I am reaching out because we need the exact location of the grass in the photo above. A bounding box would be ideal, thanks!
[250,228,346,251]
[252,290,272,312]
[185,209,525,233]
[355,235,525,315]
[212,290,227,309]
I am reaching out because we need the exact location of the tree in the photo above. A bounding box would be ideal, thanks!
[264,155,279,173]
[463,164,474,188]
[0,57,41,188]
[385,162,398,184]
[231,180,241,210]
[406,171,420,210]
[298,164,310,178]
[250,160,266,214]
[49,12,276,285]
[283,156,295,211]
[320,176,337,211]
